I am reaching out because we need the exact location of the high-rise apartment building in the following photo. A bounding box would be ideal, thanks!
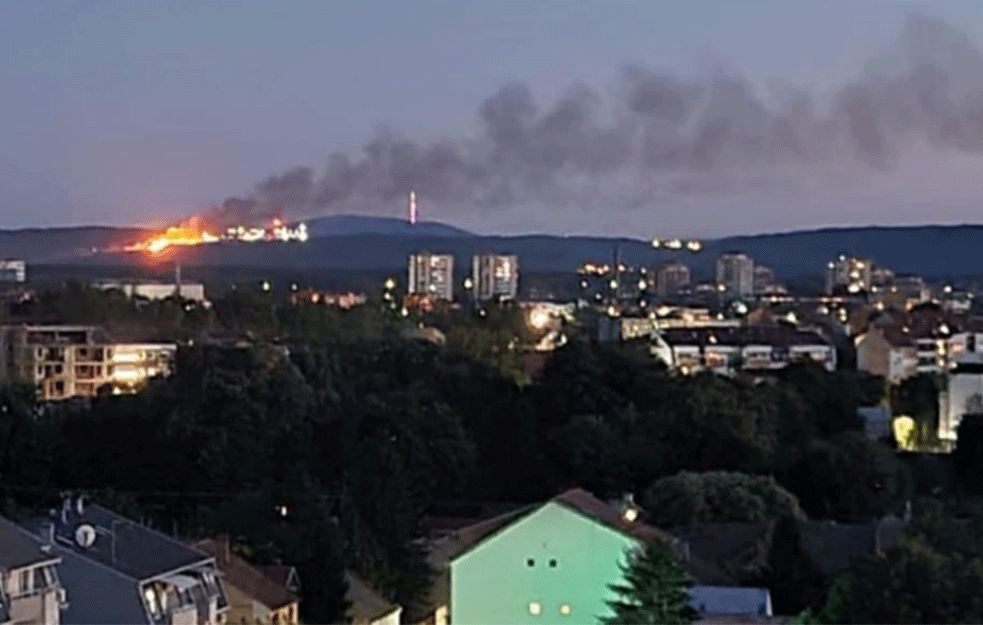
[408,253,455,301]
[753,265,776,294]
[826,255,872,294]
[0,325,176,401]
[472,254,519,301]
[716,252,755,298]
[656,261,691,298]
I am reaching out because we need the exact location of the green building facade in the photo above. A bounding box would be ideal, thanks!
[450,500,639,625]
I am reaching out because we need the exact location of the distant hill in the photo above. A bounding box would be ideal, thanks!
[8,221,983,281]
[64,224,983,281]
[0,226,149,263]
[301,214,474,238]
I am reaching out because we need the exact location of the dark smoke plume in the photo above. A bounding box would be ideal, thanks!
[212,12,983,224]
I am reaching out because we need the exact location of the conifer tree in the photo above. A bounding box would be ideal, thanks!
[602,540,698,625]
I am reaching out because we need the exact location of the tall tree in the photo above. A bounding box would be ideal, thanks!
[602,541,698,625]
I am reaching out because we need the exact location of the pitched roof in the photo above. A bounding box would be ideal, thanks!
[689,585,772,617]
[27,503,211,581]
[552,488,681,545]
[0,515,59,571]
[797,520,877,578]
[194,538,298,611]
[441,489,731,584]
[669,523,773,581]
[345,571,400,624]
[256,564,299,592]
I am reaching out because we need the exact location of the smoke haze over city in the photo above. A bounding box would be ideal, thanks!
[4,0,983,237]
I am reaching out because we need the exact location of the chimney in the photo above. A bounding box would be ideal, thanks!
[41,522,54,553]
[219,534,231,564]
[60,493,71,524]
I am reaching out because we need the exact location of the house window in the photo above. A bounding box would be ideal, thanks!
[528,602,542,616]
[527,558,535,567]
[549,559,557,568]
[560,604,571,616]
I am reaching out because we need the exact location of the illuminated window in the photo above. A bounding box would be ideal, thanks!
[144,587,158,615]
[528,602,542,616]
[560,604,571,616]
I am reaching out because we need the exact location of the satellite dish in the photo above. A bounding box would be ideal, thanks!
[75,524,96,548]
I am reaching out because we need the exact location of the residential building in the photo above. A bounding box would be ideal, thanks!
[22,496,228,625]
[752,265,776,295]
[194,538,298,625]
[472,254,519,301]
[1,515,66,625]
[408,254,454,301]
[855,325,918,383]
[441,488,745,625]
[652,326,836,375]
[938,361,983,442]
[826,255,872,294]
[0,260,26,284]
[0,325,176,401]
[345,571,401,625]
[93,280,207,303]
[656,262,691,299]
[871,275,931,310]
[716,253,754,299]
[652,307,741,331]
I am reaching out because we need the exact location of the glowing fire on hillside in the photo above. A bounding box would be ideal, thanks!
[124,216,308,255]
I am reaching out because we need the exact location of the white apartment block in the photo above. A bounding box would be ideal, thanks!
[716,253,754,299]
[472,254,518,301]
[0,325,175,401]
[408,253,455,301]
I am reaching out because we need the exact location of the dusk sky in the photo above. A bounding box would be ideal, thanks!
[3,0,983,238]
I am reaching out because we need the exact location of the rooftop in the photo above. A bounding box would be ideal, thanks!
[0,514,58,572]
[194,538,297,611]
[345,571,400,624]
[26,501,211,581]
[659,326,831,348]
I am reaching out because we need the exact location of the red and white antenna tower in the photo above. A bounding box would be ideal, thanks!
[407,190,418,225]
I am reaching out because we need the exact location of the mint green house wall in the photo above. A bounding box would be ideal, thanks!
[450,501,639,625]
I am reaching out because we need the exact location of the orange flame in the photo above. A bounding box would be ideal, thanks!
[125,216,218,255]
[123,214,308,255]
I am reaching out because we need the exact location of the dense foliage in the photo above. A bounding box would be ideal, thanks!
[0,289,921,620]
[643,471,805,528]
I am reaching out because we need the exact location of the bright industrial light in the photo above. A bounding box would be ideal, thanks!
[609,279,618,290]
[529,309,551,330]
[686,240,702,252]
[651,238,661,248]
[606,305,618,317]
[944,284,953,294]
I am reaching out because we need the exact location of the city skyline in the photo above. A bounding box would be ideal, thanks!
[4,0,983,237]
